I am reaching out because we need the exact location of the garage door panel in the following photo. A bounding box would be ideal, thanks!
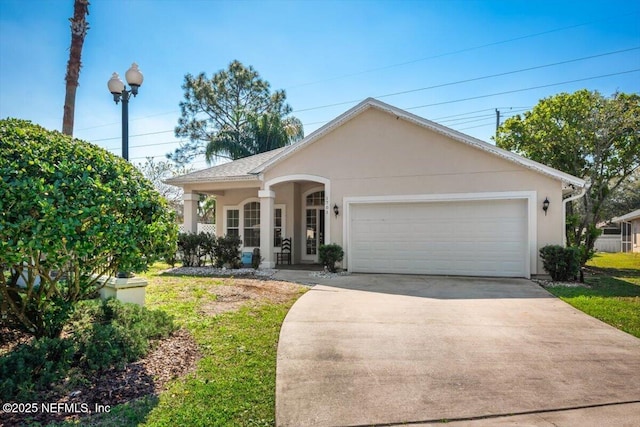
[349,200,527,277]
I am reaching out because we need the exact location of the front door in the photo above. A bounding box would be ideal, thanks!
[303,190,325,262]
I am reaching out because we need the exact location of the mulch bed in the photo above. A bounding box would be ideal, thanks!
[1,328,201,427]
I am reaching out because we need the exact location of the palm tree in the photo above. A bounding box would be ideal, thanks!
[205,112,304,163]
[62,0,90,136]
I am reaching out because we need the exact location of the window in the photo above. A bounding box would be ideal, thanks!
[274,208,283,247]
[226,209,239,237]
[243,202,260,247]
[306,190,325,206]
[225,202,285,248]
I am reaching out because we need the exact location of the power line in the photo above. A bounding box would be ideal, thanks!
[105,138,185,151]
[90,68,638,149]
[76,110,179,131]
[406,68,640,110]
[293,46,640,113]
[286,13,638,89]
[457,122,497,132]
[79,16,638,134]
[91,129,174,142]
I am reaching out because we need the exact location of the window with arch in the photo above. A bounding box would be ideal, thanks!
[306,190,325,206]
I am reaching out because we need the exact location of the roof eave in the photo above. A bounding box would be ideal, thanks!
[163,175,260,186]
[613,209,640,223]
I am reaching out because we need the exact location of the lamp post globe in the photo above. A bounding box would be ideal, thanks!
[125,62,143,95]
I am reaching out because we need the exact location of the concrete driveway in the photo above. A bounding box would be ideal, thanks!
[275,275,640,426]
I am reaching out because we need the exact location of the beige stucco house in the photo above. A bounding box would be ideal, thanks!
[613,209,640,253]
[167,98,585,278]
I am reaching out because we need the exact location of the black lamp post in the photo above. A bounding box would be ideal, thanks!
[108,63,143,278]
[107,62,144,161]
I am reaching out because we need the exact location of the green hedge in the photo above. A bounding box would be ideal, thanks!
[0,118,178,337]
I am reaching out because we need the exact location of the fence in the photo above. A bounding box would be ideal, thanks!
[178,223,217,234]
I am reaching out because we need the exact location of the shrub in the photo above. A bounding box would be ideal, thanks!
[0,336,75,401]
[0,299,177,402]
[177,232,218,267]
[70,299,176,371]
[200,233,217,266]
[539,245,580,281]
[0,119,178,338]
[178,232,205,267]
[213,235,242,268]
[319,244,344,273]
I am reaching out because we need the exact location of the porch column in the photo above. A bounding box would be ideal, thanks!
[259,189,275,268]
[183,193,199,233]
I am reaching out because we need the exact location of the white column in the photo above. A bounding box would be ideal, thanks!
[183,193,199,233]
[259,189,275,268]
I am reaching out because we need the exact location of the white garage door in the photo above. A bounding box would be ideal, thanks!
[349,199,528,277]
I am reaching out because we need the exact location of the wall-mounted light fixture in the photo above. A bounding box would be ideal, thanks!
[542,197,550,216]
[333,204,339,218]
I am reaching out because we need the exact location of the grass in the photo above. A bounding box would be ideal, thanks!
[48,264,306,427]
[545,252,640,338]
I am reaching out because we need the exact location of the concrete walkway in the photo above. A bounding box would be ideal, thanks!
[274,274,640,426]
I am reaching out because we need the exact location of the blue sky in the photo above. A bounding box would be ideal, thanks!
[1,0,639,169]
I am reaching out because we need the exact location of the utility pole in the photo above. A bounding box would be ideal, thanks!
[495,108,501,134]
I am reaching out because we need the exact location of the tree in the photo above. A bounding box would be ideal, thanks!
[600,169,640,221]
[170,60,303,164]
[198,195,216,224]
[62,0,90,136]
[136,157,192,220]
[0,119,178,338]
[495,90,640,263]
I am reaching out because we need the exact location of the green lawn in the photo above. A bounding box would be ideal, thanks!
[52,265,306,427]
[545,252,640,338]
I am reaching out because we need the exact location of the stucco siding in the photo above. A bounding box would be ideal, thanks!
[263,108,565,274]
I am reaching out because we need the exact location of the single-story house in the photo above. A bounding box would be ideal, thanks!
[613,209,640,253]
[166,98,585,278]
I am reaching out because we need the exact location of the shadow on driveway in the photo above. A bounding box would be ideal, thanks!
[290,272,556,299]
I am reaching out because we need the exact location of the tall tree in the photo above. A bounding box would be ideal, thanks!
[205,111,304,162]
[136,157,192,220]
[495,89,640,263]
[600,169,640,221]
[170,60,303,164]
[62,0,90,136]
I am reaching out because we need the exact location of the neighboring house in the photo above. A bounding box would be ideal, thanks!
[594,222,623,253]
[166,98,585,278]
[613,209,640,253]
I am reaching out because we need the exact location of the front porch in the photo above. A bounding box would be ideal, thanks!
[181,175,334,269]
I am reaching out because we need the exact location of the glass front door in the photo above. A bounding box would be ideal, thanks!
[305,208,325,259]
[303,190,325,262]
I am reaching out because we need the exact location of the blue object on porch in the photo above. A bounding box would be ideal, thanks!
[242,252,253,265]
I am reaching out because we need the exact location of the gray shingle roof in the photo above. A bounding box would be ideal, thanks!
[165,148,285,185]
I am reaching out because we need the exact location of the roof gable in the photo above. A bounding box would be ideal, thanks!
[251,98,585,188]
